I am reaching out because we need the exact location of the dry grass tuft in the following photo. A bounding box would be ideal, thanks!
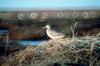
[2,36,100,66]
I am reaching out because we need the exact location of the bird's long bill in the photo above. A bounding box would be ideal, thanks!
[43,26,46,29]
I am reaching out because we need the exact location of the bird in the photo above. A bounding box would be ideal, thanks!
[43,24,65,40]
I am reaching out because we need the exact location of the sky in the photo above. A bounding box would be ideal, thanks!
[0,0,100,10]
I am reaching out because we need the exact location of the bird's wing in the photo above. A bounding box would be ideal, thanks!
[49,30,65,37]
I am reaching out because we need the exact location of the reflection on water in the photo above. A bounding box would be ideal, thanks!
[0,30,9,35]
[17,40,45,46]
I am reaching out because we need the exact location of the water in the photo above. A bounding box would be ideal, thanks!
[0,30,9,35]
[17,40,45,46]
[0,30,46,46]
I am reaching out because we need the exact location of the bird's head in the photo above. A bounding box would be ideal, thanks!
[43,24,51,29]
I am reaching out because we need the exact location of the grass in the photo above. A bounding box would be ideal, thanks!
[1,35,100,66]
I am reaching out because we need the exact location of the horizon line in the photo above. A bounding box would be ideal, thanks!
[0,7,100,11]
